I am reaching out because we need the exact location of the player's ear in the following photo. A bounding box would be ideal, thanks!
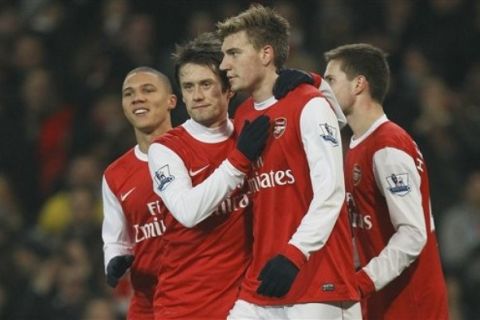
[168,94,177,110]
[353,75,367,96]
[260,45,274,66]
[227,89,235,100]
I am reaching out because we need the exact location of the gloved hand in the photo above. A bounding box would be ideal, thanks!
[273,68,314,99]
[236,115,270,161]
[256,254,299,297]
[106,255,134,288]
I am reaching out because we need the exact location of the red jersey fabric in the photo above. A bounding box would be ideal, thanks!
[345,119,449,319]
[152,125,252,320]
[104,147,168,320]
[233,84,359,305]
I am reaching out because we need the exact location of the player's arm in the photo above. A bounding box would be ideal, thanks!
[102,176,134,287]
[318,77,347,128]
[148,115,268,228]
[147,143,246,228]
[256,97,345,298]
[286,97,346,267]
[356,147,427,297]
[273,69,347,128]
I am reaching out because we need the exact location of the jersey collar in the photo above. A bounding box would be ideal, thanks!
[350,114,388,149]
[183,118,234,143]
[254,95,277,110]
[134,145,148,162]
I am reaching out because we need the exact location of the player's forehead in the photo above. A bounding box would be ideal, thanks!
[123,71,163,89]
[325,60,344,77]
[179,63,219,83]
[221,30,251,51]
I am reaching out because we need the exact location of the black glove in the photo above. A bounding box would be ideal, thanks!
[273,68,314,99]
[256,254,299,297]
[236,115,270,161]
[106,255,134,288]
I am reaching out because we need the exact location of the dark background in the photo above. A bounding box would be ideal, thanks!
[0,0,479,319]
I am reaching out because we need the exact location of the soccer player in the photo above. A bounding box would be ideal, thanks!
[324,43,449,319]
[147,33,269,319]
[217,5,360,319]
[102,67,176,320]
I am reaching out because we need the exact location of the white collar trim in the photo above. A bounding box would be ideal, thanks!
[134,145,148,162]
[350,114,388,149]
[182,118,234,143]
[254,95,277,110]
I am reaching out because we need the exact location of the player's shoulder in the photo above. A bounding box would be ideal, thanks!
[291,83,321,99]
[374,121,415,149]
[104,147,138,178]
[280,84,322,112]
[154,126,188,146]
[152,126,198,161]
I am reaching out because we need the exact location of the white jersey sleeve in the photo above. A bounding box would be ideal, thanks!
[363,147,427,291]
[319,79,347,128]
[289,97,346,258]
[147,143,245,228]
[102,175,133,273]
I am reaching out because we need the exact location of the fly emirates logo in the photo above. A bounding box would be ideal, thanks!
[212,193,249,216]
[133,200,166,243]
[247,157,296,193]
[346,192,373,230]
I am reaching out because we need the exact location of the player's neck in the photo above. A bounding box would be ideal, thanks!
[251,69,278,102]
[348,99,384,139]
[135,124,172,153]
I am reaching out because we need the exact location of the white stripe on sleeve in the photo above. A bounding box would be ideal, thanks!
[289,97,346,258]
[147,143,245,228]
[102,175,133,273]
[362,147,427,291]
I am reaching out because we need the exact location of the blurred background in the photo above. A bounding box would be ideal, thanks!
[0,0,479,319]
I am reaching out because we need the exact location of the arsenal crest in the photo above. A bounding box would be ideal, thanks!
[273,117,287,139]
[352,164,362,186]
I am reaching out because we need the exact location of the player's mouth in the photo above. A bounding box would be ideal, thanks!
[192,104,210,110]
[133,107,149,115]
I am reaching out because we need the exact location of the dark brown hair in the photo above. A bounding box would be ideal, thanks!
[325,43,390,103]
[172,32,229,92]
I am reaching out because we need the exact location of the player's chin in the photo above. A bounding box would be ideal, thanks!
[135,121,155,133]
[190,112,209,124]
[230,81,243,92]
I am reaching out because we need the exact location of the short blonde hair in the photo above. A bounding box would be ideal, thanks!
[217,4,290,69]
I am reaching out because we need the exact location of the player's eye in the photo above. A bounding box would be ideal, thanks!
[143,85,156,93]
[182,84,193,91]
[201,81,212,89]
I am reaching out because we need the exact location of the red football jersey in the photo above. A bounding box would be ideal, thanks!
[149,120,252,320]
[233,84,359,305]
[103,146,168,320]
[345,116,448,319]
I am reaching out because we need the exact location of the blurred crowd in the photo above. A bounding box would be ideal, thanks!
[0,0,479,319]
